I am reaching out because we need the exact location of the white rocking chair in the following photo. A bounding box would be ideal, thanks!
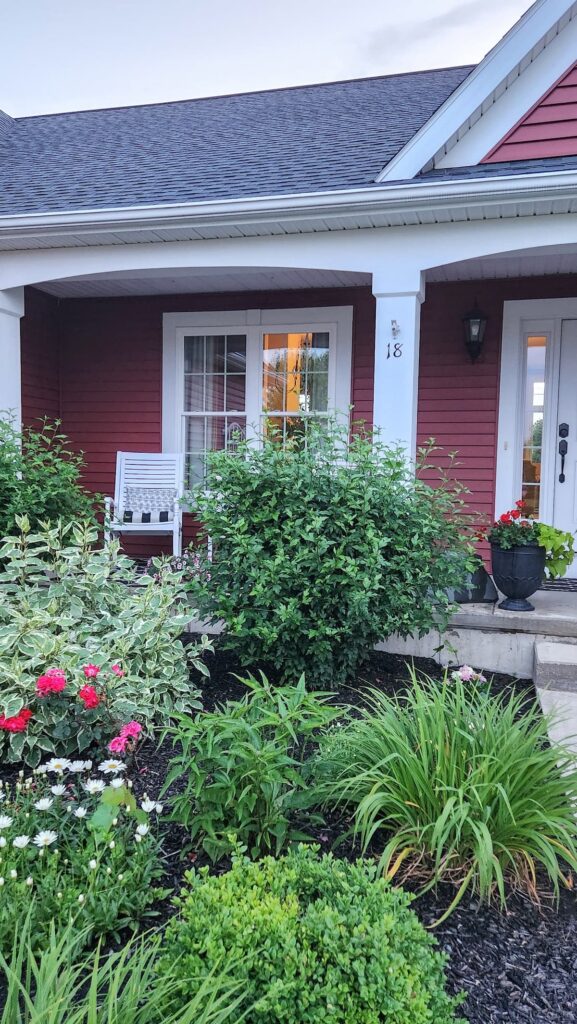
[104,452,185,556]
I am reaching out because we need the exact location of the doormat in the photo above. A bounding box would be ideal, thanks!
[540,578,577,592]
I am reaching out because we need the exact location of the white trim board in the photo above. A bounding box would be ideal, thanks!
[162,306,353,454]
[495,296,577,519]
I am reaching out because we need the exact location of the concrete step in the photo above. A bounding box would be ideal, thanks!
[534,640,577,692]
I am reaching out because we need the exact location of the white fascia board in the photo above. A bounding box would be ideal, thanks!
[2,167,577,244]
[376,0,577,183]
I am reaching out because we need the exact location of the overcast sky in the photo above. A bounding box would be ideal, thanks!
[2,0,532,117]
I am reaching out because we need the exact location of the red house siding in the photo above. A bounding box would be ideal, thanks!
[484,62,577,162]
[21,287,60,426]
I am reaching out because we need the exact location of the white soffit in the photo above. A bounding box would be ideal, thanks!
[377,0,577,180]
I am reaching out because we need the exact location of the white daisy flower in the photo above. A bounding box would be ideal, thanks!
[68,760,91,772]
[98,759,126,775]
[41,758,71,774]
[110,778,124,789]
[0,815,13,830]
[83,780,105,795]
[33,830,58,848]
[135,824,149,837]
[140,799,156,813]
[34,798,53,811]
[12,835,30,848]
[50,784,66,796]
[74,807,87,818]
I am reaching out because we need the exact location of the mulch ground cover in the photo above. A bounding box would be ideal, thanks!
[2,647,576,1022]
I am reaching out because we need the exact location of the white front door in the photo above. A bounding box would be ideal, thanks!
[553,320,577,575]
[497,300,577,579]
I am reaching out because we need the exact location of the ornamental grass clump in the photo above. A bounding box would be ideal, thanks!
[315,669,577,920]
[160,845,464,1024]
[0,915,249,1024]
[186,422,475,687]
[0,760,167,953]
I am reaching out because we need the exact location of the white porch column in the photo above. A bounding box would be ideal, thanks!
[372,271,425,458]
[0,287,25,430]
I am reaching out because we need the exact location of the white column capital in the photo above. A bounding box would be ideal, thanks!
[371,269,425,304]
[0,286,25,319]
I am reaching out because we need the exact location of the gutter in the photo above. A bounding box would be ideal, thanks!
[1,167,577,240]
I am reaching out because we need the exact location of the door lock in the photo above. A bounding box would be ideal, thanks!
[559,423,569,483]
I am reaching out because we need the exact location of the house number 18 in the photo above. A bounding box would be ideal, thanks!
[386,342,403,358]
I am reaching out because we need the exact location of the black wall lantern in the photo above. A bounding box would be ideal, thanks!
[462,304,488,363]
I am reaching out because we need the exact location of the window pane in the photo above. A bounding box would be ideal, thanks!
[521,335,547,518]
[263,332,330,414]
[206,336,225,373]
[184,336,204,374]
[225,375,246,411]
[226,336,246,372]
[184,375,204,412]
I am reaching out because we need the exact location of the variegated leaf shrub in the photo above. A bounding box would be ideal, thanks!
[0,517,211,765]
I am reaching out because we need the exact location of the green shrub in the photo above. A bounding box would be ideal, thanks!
[1,915,249,1024]
[0,517,210,765]
[187,423,474,686]
[315,669,577,919]
[0,762,166,953]
[0,419,97,536]
[164,674,338,860]
[160,845,464,1024]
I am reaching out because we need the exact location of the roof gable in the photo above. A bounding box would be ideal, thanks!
[378,0,577,180]
[483,60,577,161]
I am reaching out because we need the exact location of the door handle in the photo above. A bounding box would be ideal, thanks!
[559,423,569,483]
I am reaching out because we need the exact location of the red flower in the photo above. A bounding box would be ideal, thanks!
[510,509,521,519]
[36,672,67,696]
[83,664,100,679]
[499,513,512,524]
[515,499,526,509]
[0,708,32,733]
[111,663,124,678]
[78,684,100,709]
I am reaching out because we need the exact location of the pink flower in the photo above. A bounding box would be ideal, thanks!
[36,672,67,696]
[457,665,475,682]
[120,721,142,739]
[108,735,128,754]
[111,663,124,677]
[78,684,100,709]
[83,664,100,679]
[0,708,32,733]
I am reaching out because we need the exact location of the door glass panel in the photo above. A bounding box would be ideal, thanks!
[521,335,547,518]
[262,332,330,438]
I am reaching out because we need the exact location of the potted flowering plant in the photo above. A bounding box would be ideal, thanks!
[485,500,575,611]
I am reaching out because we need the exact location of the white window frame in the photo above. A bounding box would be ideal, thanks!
[162,306,353,461]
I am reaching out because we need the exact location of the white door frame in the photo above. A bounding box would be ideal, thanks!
[496,297,577,521]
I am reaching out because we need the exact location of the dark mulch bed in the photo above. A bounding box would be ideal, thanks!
[3,648,576,1022]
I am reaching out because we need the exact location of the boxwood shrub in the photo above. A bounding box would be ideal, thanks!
[160,845,465,1024]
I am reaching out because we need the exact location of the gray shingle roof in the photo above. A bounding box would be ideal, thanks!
[421,155,577,179]
[0,66,473,216]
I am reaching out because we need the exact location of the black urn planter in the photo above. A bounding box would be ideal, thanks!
[490,542,546,611]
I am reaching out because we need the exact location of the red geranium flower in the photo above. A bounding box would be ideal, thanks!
[0,708,32,732]
[78,684,100,709]
[510,509,521,519]
[499,513,512,524]
[36,672,67,696]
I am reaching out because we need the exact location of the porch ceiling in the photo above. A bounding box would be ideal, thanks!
[33,266,372,298]
[427,244,577,281]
